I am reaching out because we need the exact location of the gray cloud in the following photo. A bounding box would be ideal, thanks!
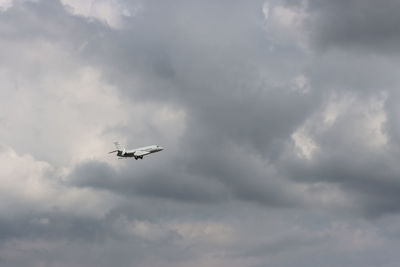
[307,0,400,52]
[2,0,400,266]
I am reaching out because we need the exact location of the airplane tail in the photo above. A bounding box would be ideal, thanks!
[108,141,125,154]
[114,141,124,150]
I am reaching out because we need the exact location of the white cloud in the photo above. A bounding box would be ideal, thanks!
[115,217,234,245]
[60,0,140,28]
[0,146,118,217]
[0,0,13,11]
[0,41,127,166]
[292,127,318,160]
[0,38,187,168]
[262,2,270,21]
[263,0,309,47]
[0,0,38,12]
[291,91,388,161]
[321,92,388,148]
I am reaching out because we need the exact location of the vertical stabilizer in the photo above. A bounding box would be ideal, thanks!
[114,141,124,151]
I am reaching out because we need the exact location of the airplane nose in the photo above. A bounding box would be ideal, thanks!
[159,146,164,150]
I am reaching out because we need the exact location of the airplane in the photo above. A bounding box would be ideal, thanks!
[108,142,164,160]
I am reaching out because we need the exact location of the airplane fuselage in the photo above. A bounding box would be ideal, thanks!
[117,145,164,159]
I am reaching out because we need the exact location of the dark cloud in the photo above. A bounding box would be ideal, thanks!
[3,0,400,266]
[67,160,230,203]
[308,0,400,52]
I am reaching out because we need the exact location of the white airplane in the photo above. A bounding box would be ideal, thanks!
[108,142,164,160]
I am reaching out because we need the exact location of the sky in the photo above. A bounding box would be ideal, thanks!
[1,0,400,266]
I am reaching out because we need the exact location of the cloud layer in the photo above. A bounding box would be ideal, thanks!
[2,0,400,266]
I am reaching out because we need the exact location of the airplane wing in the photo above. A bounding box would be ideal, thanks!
[134,150,151,157]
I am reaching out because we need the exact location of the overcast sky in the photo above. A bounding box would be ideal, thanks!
[2,0,400,266]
